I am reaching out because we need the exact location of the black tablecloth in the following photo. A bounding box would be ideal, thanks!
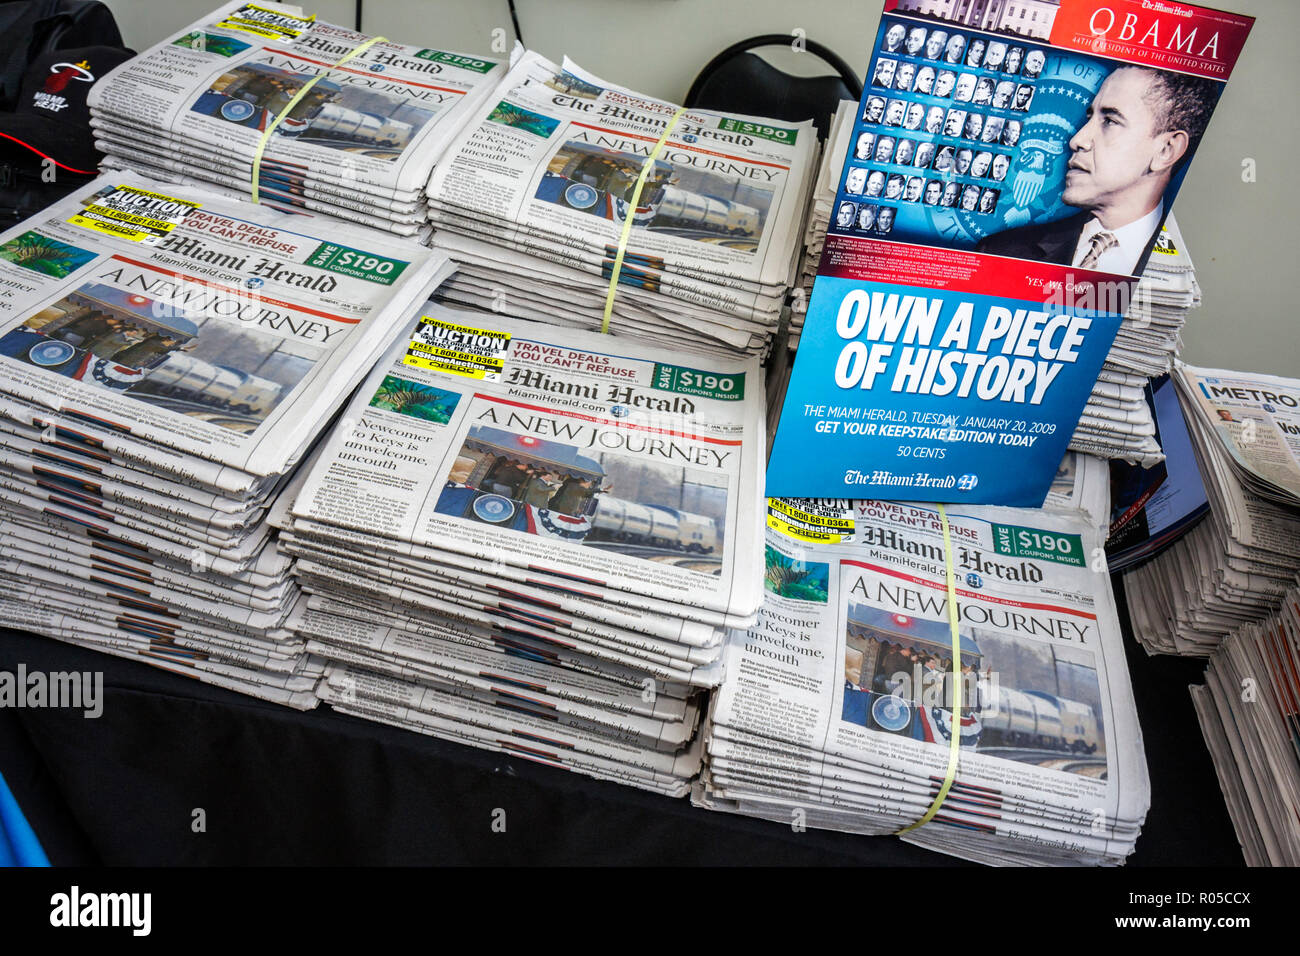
[0,578,1245,865]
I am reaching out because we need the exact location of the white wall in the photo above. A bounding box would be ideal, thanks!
[102,0,1298,376]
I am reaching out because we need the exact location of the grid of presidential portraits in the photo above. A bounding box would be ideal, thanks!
[835,19,1043,240]
[832,14,1224,275]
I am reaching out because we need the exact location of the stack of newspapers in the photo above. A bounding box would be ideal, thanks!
[424,51,816,360]
[790,100,856,351]
[281,305,766,792]
[1192,589,1300,866]
[1126,364,1300,656]
[0,170,452,705]
[764,335,794,458]
[694,457,1154,865]
[87,1,507,237]
[1068,216,1201,466]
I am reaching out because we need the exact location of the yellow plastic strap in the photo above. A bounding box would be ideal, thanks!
[895,502,963,834]
[600,106,685,333]
[249,35,387,203]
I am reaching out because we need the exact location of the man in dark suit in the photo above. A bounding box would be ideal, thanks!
[976,66,1217,276]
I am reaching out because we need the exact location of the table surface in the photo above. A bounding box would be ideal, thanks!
[0,576,1245,866]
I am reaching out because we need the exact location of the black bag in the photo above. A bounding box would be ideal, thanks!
[0,1,129,223]
[0,1,124,111]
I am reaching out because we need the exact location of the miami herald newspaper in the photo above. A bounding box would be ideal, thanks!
[86,0,508,230]
[699,494,1148,864]
[426,51,816,321]
[290,305,766,621]
[0,170,448,490]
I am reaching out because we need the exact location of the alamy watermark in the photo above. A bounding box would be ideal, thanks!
[0,664,103,718]
[50,886,150,936]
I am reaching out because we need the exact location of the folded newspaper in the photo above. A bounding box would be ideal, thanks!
[790,100,856,352]
[1068,217,1203,466]
[1125,363,1300,656]
[424,51,816,359]
[1192,587,1300,866]
[87,1,508,235]
[282,304,766,790]
[0,169,453,703]
[1175,365,1300,509]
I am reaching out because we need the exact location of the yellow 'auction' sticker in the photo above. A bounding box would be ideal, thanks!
[216,4,316,41]
[766,514,845,544]
[67,185,200,245]
[767,497,853,530]
[403,316,512,380]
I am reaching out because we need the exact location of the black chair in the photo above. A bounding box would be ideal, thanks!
[684,34,863,141]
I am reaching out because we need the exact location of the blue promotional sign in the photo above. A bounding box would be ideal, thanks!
[770,275,1121,505]
[767,0,1251,506]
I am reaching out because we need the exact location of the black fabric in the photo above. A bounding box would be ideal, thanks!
[975,209,1167,280]
[0,1,124,112]
[0,2,131,223]
[0,578,1246,865]
[2,45,134,172]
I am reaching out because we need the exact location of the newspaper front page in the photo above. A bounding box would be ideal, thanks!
[0,171,447,480]
[1176,364,1300,506]
[426,50,814,297]
[290,305,766,619]
[86,0,507,197]
[705,498,1147,860]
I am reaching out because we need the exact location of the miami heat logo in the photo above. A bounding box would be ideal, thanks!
[33,60,95,113]
[44,60,95,93]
